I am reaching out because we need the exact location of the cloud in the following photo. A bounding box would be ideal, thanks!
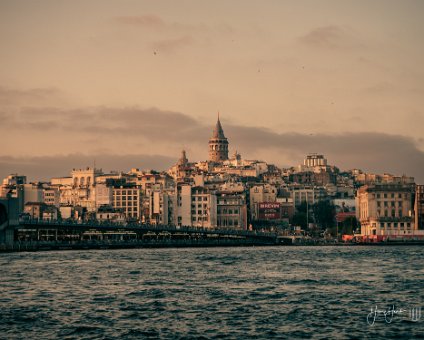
[114,15,167,29]
[1,102,423,183]
[113,14,204,33]
[151,35,194,53]
[225,126,424,182]
[0,86,64,107]
[1,106,202,138]
[0,154,176,182]
[299,25,358,49]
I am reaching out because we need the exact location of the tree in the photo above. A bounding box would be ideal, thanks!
[292,211,307,230]
[312,200,336,229]
[340,216,358,235]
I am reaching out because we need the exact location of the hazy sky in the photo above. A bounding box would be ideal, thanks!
[1,0,423,182]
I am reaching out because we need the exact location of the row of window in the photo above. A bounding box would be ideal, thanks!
[191,204,208,209]
[375,193,408,199]
[115,202,139,207]
[218,200,241,205]
[218,219,239,226]
[114,190,139,195]
[192,196,208,201]
[377,201,403,207]
[192,216,209,222]
[192,210,208,215]
[218,208,239,215]
[377,209,403,217]
[380,222,411,228]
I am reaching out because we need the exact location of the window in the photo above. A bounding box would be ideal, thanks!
[384,193,387,198]
[377,194,381,198]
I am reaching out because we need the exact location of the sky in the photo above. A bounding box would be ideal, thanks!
[1,0,423,182]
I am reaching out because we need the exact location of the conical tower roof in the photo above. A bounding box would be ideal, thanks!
[212,113,226,139]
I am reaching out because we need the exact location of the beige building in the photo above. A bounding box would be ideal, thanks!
[216,191,247,229]
[172,184,218,228]
[43,187,60,208]
[149,189,173,225]
[415,185,424,231]
[112,186,142,221]
[52,167,103,212]
[356,183,416,236]
[249,184,277,220]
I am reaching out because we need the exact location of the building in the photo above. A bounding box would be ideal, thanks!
[209,114,229,162]
[96,205,126,223]
[291,187,315,208]
[189,186,217,228]
[304,154,327,167]
[24,202,48,220]
[43,187,60,208]
[149,189,173,225]
[216,191,247,229]
[112,185,142,221]
[356,183,416,236]
[249,184,277,220]
[1,174,27,197]
[415,185,424,231]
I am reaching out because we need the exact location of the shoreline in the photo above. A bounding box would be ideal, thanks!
[1,240,423,253]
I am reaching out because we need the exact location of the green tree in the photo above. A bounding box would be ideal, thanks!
[340,216,358,235]
[312,200,336,229]
[292,211,307,230]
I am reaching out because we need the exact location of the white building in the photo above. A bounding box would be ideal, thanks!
[356,183,416,236]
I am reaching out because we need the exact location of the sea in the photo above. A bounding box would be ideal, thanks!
[0,246,423,339]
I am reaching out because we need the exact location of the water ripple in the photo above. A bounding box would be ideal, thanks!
[0,246,423,339]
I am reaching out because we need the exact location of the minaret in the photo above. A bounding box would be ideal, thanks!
[208,113,229,162]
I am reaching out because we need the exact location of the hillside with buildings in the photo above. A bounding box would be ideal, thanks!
[1,116,423,240]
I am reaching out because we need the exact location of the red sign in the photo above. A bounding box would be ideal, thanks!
[258,202,281,220]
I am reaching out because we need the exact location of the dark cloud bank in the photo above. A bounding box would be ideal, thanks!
[0,106,423,183]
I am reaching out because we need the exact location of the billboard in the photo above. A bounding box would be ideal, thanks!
[258,202,281,220]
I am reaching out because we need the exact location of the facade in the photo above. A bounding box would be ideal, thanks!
[112,186,142,221]
[190,186,217,228]
[415,185,424,230]
[291,187,315,207]
[216,191,247,229]
[23,183,44,204]
[356,183,416,236]
[249,184,277,220]
[149,189,173,225]
[96,205,126,222]
[24,202,48,220]
[208,115,229,162]
[43,187,60,208]
[304,154,327,167]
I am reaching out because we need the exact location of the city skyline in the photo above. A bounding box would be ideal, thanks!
[1,0,423,181]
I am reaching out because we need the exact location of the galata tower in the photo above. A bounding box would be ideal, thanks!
[208,113,229,162]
